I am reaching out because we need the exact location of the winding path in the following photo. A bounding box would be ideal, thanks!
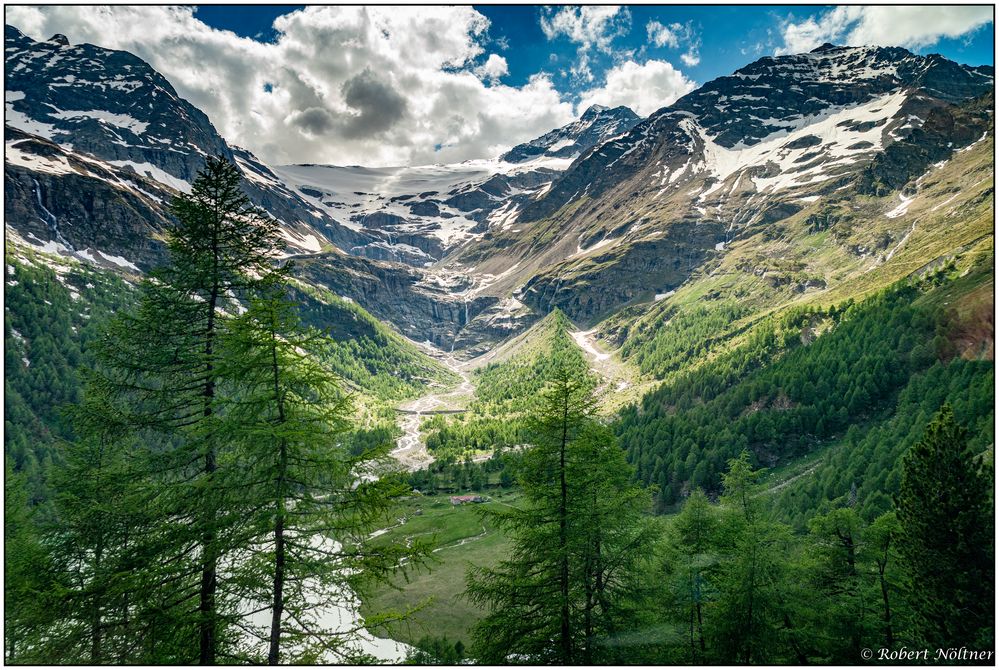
[391,346,473,471]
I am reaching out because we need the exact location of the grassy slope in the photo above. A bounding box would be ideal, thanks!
[360,491,519,647]
[3,238,462,492]
[466,307,576,368]
[608,133,993,385]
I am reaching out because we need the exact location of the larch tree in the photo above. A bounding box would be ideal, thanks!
[806,507,870,662]
[710,451,799,664]
[82,155,283,663]
[218,280,422,663]
[466,366,654,663]
[895,404,994,649]
[666,488,719,662]
[862,511,902,650]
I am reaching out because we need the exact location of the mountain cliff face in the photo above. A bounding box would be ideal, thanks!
[451,44,993,326]
[500,104,640,162]
[4,26,994,359]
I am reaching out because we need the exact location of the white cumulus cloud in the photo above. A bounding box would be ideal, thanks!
[540,6,631,82]
[475,54,509,82]
[776,5,993,55]
[647,20,702,68]
[578,59,696,117]
[5,6,577,167]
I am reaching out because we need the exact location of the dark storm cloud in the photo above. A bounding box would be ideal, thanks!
[339,68,408,139]
[288,106,337,135]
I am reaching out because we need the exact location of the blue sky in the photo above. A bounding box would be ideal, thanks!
[194,4,995,93]
[9,5,993,166]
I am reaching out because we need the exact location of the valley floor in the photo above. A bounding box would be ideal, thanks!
[360,491,519,648]
[391,343,475,471]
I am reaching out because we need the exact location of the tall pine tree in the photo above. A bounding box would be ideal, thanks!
[82,155,283,663]
[466,367,654,663]
[218,281,421,663]
[895,404,994,649]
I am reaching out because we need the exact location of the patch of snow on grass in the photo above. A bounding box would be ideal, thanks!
[571,236,619,258]
[885,192,914,219]
[49,109,149,134]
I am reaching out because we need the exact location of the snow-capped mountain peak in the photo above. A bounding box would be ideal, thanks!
[518,43,992,225]
[500,104,640,163]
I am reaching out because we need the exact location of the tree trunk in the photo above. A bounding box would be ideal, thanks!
[199,229,221,665]
[695,572,706,654]
[689,595,697,663]
[268,321,288,665]
[558,389,571,664]
[744,540,756,664]
[90,539,104,664]
[878,561,894,648]
[268,510,286,664]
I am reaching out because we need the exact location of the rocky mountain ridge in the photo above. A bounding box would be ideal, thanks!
[4,27,994,358]
[269,104,640,267]
[446,43,993,327]
[500,104,640,162]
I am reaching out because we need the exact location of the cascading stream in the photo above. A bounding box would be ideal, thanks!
[32,178,74,250]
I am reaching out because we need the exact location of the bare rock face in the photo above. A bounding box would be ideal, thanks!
[5,25,228,184]
[293,251,498,350]
[518,219,726,326]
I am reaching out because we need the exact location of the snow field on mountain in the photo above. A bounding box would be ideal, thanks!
[272,156,572,248]
[695,90,909,195]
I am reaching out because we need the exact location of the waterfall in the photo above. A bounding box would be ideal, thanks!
[32,178,74,251]
[549,276,563,311]
[385,232,400,262]
[450,294,470,354]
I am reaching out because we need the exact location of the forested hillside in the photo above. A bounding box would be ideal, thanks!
[5,249,134,504]
[420,310,590,461]
[618,259,994,518]
[3,239,455,509]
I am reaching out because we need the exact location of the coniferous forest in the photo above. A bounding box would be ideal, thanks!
[3,6,996,666]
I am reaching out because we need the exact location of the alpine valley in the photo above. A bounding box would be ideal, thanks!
[4,20,995,666]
